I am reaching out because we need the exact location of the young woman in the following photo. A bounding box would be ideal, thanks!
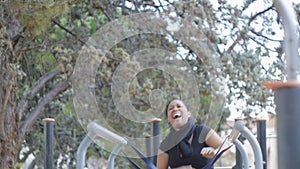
[156,99,223,169]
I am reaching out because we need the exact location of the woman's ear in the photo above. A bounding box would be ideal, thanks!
[166,115,171,124]
[187,111,192,118]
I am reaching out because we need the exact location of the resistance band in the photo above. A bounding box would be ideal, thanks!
[201,137,233,169]
[124,137,157,169]
[122,152,143,169]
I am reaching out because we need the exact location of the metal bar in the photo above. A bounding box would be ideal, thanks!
[151,118,161,165]
[231,118,244,169]
[43,118,55,169]
[273,0,299,81]
[271,1,300,168]
[234,139,249,169]
[256,119,267,169]
[76,134,94,169]
[87,122,127,145]
[275,87,300,168]
[232,135,248,169]
[107,144,124,169]
[77,122,128,169]
[145,134,152,169]
[234,120,263,169]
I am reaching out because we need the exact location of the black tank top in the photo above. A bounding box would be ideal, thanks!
[166,124,213,169]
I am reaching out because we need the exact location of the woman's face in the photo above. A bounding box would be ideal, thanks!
[167,99,191,130]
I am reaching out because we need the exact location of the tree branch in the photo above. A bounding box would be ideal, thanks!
[51,18,87,45]
[225,30,246,55]
[16,69,61,121]
[247,6,274,26]
[20,79,70,139]
[248,35,277,53]
[224,5,274,56]
[249,27,283,42]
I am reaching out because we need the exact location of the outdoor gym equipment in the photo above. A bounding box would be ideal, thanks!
[232,120,263,169]
[76,119,263,169]
[76,122,127,169]
[42,118,261,168]
[43,118,55,169]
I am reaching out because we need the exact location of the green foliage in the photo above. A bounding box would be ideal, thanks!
[12,0,70,37]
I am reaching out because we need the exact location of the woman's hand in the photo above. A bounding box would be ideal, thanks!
[200,147,216,158]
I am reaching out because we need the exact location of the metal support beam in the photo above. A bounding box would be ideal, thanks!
[43,118,55,169]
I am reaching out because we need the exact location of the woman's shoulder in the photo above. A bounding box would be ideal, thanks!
[194,124,212,143]
[195,123,212,131]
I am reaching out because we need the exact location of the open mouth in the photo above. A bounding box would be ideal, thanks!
[173,114,182,119]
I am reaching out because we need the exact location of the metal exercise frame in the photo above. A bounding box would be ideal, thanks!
[232,120,263,169]
[267,0,300,168]
[76,120,264,169]
[76,122,127,169]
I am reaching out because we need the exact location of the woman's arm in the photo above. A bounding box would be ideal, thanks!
[157,149,169,169]
[205,130,223,148]
[201,130,223,158]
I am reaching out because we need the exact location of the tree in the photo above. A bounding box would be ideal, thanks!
[0,1,72,168]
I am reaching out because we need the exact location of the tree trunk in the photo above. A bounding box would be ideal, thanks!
[0,25,21,169]
[0,1,74,168]
[0,114,20,169]
[0,2,26,168]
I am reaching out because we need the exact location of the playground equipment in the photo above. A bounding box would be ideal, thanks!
[232,120,263,169]
[42,118,264,168]
[43,118,55,169]
[76,120,160,169]
[256,119,267,169]
[75,119,264,169]
[76,122,128,169]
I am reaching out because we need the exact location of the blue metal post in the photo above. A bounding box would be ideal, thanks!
[151,118,161,165]
[145,134,152,162]
[275,88,300,168]
[256,118,267,169]
[43,118,55,169]
[265,1,300,169]
[145,134,152,155]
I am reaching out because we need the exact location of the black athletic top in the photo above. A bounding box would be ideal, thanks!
[165,124,213,169]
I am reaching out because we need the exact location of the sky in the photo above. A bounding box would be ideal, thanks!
[210,0,300,121]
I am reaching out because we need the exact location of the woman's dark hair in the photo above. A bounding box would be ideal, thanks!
[164,100,172,117]
[164,96,182,117]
